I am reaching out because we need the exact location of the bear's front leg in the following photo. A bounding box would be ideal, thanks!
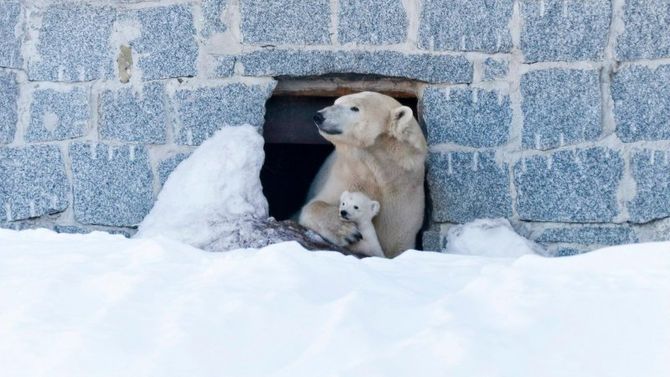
[299,200,362,246]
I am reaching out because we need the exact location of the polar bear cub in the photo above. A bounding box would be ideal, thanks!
[339,191,385,258]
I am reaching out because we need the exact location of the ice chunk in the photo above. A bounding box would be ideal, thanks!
[445,218,543,257]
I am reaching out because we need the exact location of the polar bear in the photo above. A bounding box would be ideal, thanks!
[339,191,384,258]
[299,91,427,258]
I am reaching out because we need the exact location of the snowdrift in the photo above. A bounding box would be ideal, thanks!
[1,228,669,377]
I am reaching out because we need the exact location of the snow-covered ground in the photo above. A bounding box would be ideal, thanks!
[1,228,669,377]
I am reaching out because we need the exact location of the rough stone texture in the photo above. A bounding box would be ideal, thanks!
[240,0,330,45]
[0,145,69,222]
[520,0,610,62]
[202,0,227,37]
[0,1,22,69]
[70,143,154,226]
[421,230,442,252]
[521,69,601,150]
[514,147,623,222]
[237,49,473,83]
[213,55,236,77]
[173,82,275,145]
[482,57,508,81]
[427,151,512,223]
[617,0,670,60]
[26,87,89,142]
[613,65,670,143]
[338,0,407,45]
[28,4,115,82]
[158,153,191,186]
[628,149,670,224]
[418,0,513,53]
[129,5,198,80]
[422,87,511,147]
[99,82,167,144]
[0,71,18,144]
[536,225,638,245]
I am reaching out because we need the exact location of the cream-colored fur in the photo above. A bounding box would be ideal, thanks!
[299,91,427,258]
[339,191,384,258]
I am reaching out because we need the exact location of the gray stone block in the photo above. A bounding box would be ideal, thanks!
[421,230,442,252]
[536,225,638,245]
[520,0,610,62]
[422,87,511,147]
[130,5,198,80]
[427,151,512,223]
[617,0,670,60]
[0,71,18,144]
[26,87,89,142]
[521,69,601,150]
[612,65,670,143]
[158,153,191,187]
[240,0,330,45]
[28,4,115,82]
[628,149,670,223]
[0,145,69,222]
[99,82,167,144]
[555,247,588,257]
[213,55,236,77]
[238,49,472,83]
[0,1,22,69]
[418,0,513,53]
[482,58,508,81]
[70,143,154,226]
[172,82,275,145]
[338,0,407,45]
[514,147,623,222]
[202,0,228,37]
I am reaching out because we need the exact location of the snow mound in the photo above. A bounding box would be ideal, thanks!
[135,125,268,249]
[445,218,543,257]
[2,228,670,377]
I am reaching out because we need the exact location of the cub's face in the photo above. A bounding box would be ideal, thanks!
[313,91,405,147]
[339,191,380,222]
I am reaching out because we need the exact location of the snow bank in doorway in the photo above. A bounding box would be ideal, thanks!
[135,125,269,250]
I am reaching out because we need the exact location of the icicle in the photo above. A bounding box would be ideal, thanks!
[90,143,97,160]
[29,201,36,218]
[472,152,479,171]
[447,152,453,175]
[472,89,478,104]
[539,0,546,16]
[107,146,114,161]
[129,145,135,162]
[5,203,12,222]
[535,134,542,150]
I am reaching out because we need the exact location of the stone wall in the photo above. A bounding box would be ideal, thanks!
[2,0,670,255]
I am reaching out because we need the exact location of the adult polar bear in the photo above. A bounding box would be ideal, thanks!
[299,92,427,258]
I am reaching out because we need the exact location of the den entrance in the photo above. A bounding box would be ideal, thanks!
[260,87,418,222]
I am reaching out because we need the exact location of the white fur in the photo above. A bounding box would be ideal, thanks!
[339,191,385,258]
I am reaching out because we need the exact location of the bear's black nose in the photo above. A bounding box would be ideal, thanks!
[313,112,325,125]
[340,210,348,218]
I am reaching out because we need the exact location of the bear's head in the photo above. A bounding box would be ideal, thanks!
[339,190,380,223]
[313,91,416,148]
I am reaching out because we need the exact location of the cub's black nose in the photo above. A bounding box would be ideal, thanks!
[340,210,348,218]
[313,112,325,125]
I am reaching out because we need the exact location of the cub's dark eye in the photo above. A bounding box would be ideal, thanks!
[354,205,359,210]
[350,106,359,112]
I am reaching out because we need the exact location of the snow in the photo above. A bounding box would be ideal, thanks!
[1,228,669,377]
[445,218,543,257]
[135,125,269,250]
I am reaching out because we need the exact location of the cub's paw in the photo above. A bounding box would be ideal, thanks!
[336,221,362,246]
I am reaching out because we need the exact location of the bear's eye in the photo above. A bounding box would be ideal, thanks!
[350,106,359,112]
[354,205,359,210]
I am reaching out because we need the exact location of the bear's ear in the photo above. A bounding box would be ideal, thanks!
[392,106,413,124]
[370,201,380,216]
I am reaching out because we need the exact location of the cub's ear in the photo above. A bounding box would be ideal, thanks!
[370,201,380,216]
[392,106,413,125]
